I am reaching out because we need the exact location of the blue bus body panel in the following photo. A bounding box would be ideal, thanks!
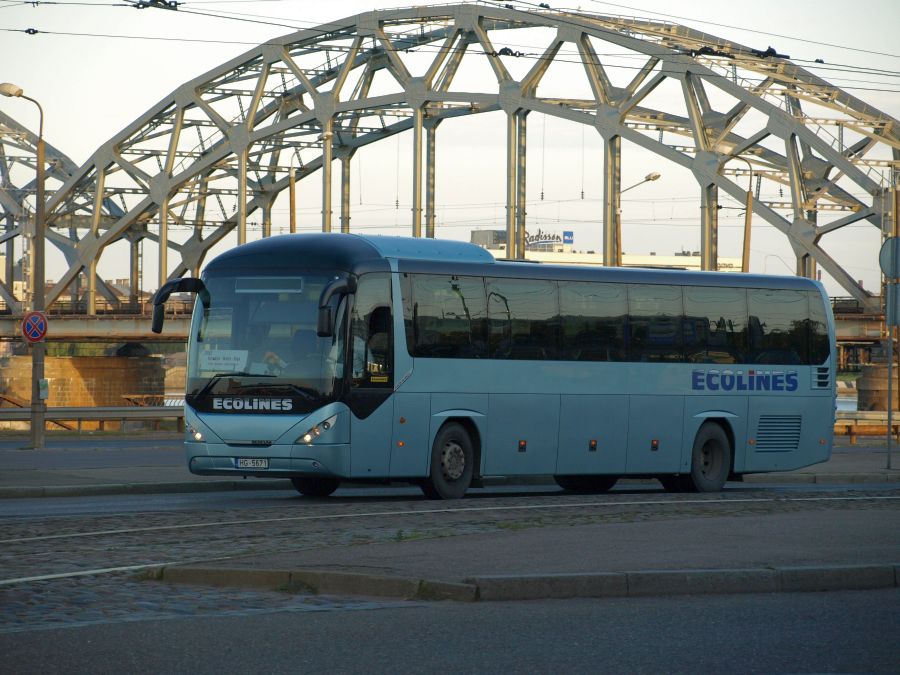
[485,394,560,475]
[556,395,628,474]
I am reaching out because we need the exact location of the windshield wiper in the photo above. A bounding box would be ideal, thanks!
[191,371,275,400]
[249,382,319,401]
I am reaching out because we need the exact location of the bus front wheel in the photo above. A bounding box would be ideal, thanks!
[291,476,340,497]
[421,423,474,500]
[683,423,732,492]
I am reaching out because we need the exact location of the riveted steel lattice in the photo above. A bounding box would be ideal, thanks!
[6,4,899,314]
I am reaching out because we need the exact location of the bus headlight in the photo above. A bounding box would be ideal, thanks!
[297,415,337,445]
[186,424,204,442]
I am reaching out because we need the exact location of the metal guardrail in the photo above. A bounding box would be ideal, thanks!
[834,410,897,443]
[0,406,184,431]
[0,406,183,421]
[0,406,892,441]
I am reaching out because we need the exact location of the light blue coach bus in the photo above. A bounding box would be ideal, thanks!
[152,233,835,499]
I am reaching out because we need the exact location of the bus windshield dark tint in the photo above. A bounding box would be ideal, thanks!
[186,273,346,413]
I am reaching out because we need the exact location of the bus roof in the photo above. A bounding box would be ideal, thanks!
[204,233,823,293]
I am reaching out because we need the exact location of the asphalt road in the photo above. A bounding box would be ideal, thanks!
[2,479,897,674]
[2,588,897,674]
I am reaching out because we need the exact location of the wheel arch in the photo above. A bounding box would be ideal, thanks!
[432,413,483,480]
[694,416,736,474]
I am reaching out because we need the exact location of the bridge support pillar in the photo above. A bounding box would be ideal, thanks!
[701,183,719,271]
[796,210,818,279]
[341,155,351,233]
[237,149,247,245]
[504,111,527,259]
[603,135,621,266]
[516,111,528,260]
[321,117,333,233]
[159,198,170,287]
[425,121,436,239]
[262,203,272,238]
[412,108,423,238]
[130,238,140,311]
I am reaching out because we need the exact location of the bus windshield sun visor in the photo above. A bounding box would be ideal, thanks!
[317,274,357,337]
[151,277,209,334]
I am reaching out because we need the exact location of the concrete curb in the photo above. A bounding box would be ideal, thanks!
[147,566,479,602]
[0,479,292,499]
[148,563,900,602]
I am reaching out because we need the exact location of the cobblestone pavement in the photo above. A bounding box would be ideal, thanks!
[0,574,411,634]
[1,488,897,632]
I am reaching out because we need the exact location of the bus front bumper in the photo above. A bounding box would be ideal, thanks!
[186,441,351,478]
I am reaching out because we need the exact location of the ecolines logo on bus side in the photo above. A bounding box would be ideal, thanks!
[691,369,799,392]
[212,397,293,411]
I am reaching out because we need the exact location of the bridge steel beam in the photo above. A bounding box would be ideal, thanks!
[0,3,891,323]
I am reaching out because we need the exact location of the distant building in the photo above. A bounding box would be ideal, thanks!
[470,229,741,272]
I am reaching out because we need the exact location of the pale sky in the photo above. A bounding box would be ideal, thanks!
[2,0,898,297]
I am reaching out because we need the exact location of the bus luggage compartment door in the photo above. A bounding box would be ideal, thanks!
[625,395,684,474]
[485,394,560,475]
[556,395,628,475]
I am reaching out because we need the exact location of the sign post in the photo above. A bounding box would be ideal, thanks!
[21,310,49,448]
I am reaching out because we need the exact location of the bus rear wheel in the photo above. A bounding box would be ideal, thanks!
[681,423,732,492]
[421,423,474,500]
[291,476,340,497]
[554,475,618,493]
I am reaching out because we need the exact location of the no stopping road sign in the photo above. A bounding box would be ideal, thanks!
[22,311,48,343]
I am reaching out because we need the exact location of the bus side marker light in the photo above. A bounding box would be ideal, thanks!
[748,439,756,445]
[651,439,659,451]
[589,439,598,452]
[518,440,527,452]
[397,441,405,447]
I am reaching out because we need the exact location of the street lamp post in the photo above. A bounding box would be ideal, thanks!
[616,171,661,266]
[1,83,46,449]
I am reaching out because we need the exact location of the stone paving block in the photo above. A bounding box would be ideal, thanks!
[626,568,778,596]
[415,579,478,602]
[289,570,421,599]
[161,565,293,590]
[470,573,628,601]
[777,564,897,592]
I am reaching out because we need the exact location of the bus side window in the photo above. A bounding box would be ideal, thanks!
[350,273,393,387]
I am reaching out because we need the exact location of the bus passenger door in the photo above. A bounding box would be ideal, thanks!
[347,279,395,478]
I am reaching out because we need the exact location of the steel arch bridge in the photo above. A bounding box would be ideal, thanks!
[5,3,899,317]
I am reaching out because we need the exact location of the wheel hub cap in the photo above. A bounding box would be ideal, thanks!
[441,442,465,481]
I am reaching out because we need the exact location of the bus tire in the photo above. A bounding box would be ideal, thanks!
[421,423,474,500]
[291,476,340,497]
[554,475,618,493]
[683,423,732,492]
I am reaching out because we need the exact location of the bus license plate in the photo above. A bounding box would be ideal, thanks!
[234,457,269,469]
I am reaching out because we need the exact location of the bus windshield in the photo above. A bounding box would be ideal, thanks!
[185,272,346,414]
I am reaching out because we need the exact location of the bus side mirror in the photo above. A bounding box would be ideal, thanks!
[317,306,333,337]
[151,277,207,334]
[316,275,357,337]
[152,303,165,334]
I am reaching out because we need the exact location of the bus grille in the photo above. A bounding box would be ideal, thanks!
[756,415,802,451]
[813,366,831,389]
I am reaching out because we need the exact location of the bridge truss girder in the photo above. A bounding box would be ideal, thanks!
[14,4,900,316]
